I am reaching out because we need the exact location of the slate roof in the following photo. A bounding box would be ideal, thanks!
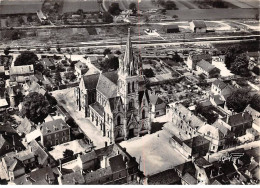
[82,73,100,90]
[90,102,104,116]
[148,168,180,185]
[96,72,118,99]
[29,166,55,184]
[183,135,210,151]
[182,172,197,185]
[174,161,196,176]
[29,140,48,166]
[109,154,126,172]
[10,65,34,75]
[40,119,70,135]
[197,59,218,73]
[192,20,207,28]
[221,112,253,127]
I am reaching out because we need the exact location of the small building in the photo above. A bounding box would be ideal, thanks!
[9,65,34,85]
[164,25,179,33]
[186,53,212,70]
[213,112,253,137]
[190,20,207,33]
[75,61,89,79]
[149,92,166,119]
[39,119,71,148]
[196,59,220,78]
[0,98,8,112]
[41,58,55,70]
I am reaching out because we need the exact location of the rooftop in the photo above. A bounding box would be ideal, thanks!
[40,119,70,135]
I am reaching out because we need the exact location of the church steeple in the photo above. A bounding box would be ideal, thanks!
[120,28,137,76]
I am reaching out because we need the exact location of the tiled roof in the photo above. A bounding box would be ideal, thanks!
[41,58,54,67]
[212,80,227,90]
[197,59,218,73]
[80,150,97,163]
[148,168,180,185]
[84,166,112,184]
[192,20,207,28]
[82,73,100,90]
[40,119,70,135]
[29,140,48,166]
[198,124,224,140]
[221,112,253,127]
[17,117,35,135]
[109,154,126,172]
[10,65,34,75]
[212,120,229,136]
[90,102,104,116]
[62,171,85,185]
[29,166,55,184]
[182,172,197,185]
[194,157,211,168]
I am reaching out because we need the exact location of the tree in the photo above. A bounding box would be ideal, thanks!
[255,13,259,20]
[11,31,20,40]
[108,2,122,16]
[224,45,244,69]
[143,68,155,78]
[53,72,62,86]
[164,0,177,10]
[4,46,11,55]
[103,48,112,56]
[250,94,260,112]
[226,89,251,113]
[129,2,137,14]
[34,62,44,73]
[100,57,119,71]
[56,46,61,53]
[21,92,50,124]
[64,72,76,81]
[102,12,113,23]
[195,104,218,124]
[230,53,250,76]
[14,51,39,66]
[63,149,74,158]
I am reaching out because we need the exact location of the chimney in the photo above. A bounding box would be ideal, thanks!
[105,141,107,148]
[226,115,230,124]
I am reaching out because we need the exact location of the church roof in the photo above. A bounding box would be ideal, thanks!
[96,72,118,99]
[82,73,100,90]
[108,97,121,112]
[90,102,104,116]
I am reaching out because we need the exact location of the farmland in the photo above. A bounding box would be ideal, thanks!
[167,8,259,20]
[223,0,259,8]
[61,0,101,14]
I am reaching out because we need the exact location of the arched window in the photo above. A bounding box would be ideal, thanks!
[128,83,130,94]
[132,82,135,92]
[117,116,121,126]
[129,99,134,109]
[142,109,145,119]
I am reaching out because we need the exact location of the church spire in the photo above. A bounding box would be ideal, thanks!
[122,28,135,76]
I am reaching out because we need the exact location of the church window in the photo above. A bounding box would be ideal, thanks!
[132,82,135,92]
[142,110,145,119]
[117,116,121,126]
[129,99,134,109]
[118,104,120,111]
[128,83,131,94]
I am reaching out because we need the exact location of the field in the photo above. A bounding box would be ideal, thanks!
[167,8,259,20]
[62,0,101,13]
[223,0,258,8]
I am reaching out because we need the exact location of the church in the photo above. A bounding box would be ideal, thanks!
[75,28,151,143]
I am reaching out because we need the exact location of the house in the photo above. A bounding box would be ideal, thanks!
[41,58,55,70]
[196,60,220,78]
[26,81,47,96]
[10,166,56,185]
[244,105,260,131]
[146,168,181,185]
[164,24,179,33]
[0,133,25,157]
[75,29,151,143]
[75,61,89,79]
[17,117,36,136]
[212,112,253,137]
[169,103,205,139]
[190,20,207,33]
[39,119,71,148]
[0,66,5,78]
[186,53,212,70]
[174,161,196,185]
[210,80,234,107]
[149,92,166,119]
[9,65,34,85]
[170,135,210,159]
[7,85,24,107]
[59,143,140,185]
[0,98,8,112]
